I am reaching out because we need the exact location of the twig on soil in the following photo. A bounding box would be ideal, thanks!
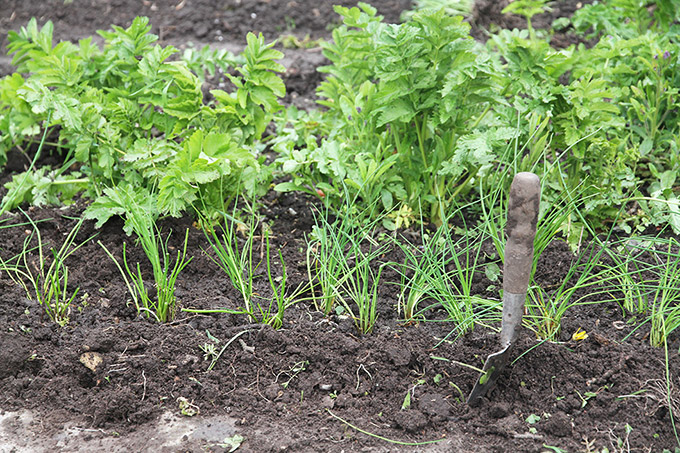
[355,364,373,391]
[239,338,255,353]
[255,368,272,403]
[141,370,147,402]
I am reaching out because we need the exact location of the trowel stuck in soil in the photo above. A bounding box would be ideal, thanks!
[468,172,541,406]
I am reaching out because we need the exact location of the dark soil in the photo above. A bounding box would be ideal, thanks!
[1,1,679,452]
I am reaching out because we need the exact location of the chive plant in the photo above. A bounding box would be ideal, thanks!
[600,237,660,315]
[306,203,386,334]
[573,234,680,348]
[306,213,348,316]
[641,238,680,348]
[264,231,308,329]
[0,214,94,326]
[520,221,645,341]
[200,211,258,321]
[391,203,498,333]
[185,209,304,328]
[99,198,192,323]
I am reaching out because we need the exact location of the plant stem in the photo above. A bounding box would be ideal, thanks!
[326,410,445,446]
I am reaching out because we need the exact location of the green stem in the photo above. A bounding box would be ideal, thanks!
[470,104,491,131]
[49,178,89,185]
[416,116,428,167]
[527,17,535,40]
[326,409,445,446]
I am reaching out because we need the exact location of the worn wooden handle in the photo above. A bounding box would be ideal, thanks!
[503,172,540,295]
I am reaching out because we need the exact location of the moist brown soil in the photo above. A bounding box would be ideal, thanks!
[1,1,679,452]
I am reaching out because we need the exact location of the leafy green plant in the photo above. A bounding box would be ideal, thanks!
[0,108,86,215]
[570,0,679,39]
[627,49,679,150]
[1,17,285,222]
[487,28,634,230]
[3,167,88,212]
[0,214,95,326]
[501,0,551,39]
[401,0,473,20]
[278,4,504,225]
[180,43,242,82]
[565,2,680,231]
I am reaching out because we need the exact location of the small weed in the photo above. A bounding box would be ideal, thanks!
[276,360,308,389]
[525,413,541,424]
[177,397,200,416]
[280,34,322,49]
[200,343,218,362]
[210,434,245,452]
[575,386,608,408]
[401,378,426,410]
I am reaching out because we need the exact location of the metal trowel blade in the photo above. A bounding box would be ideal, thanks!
[466,345,513,406]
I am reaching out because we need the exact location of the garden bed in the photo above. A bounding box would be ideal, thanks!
[1,1,679,452]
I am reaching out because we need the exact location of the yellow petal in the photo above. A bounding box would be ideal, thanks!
[572,328,588,341]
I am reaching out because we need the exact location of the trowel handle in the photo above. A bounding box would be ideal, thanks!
[500,172,540,347]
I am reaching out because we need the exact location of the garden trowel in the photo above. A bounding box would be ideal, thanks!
[467,172,540,406]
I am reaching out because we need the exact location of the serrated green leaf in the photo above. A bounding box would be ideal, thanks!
[376,99,414,126]
[84,185,157,234]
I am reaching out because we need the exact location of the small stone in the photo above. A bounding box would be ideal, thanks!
[264,383,281,400]
[193,24,209,38]
[180,354,198,367]
[79,352,103,372]
[320,396,335,409]
[334,393,354,408]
